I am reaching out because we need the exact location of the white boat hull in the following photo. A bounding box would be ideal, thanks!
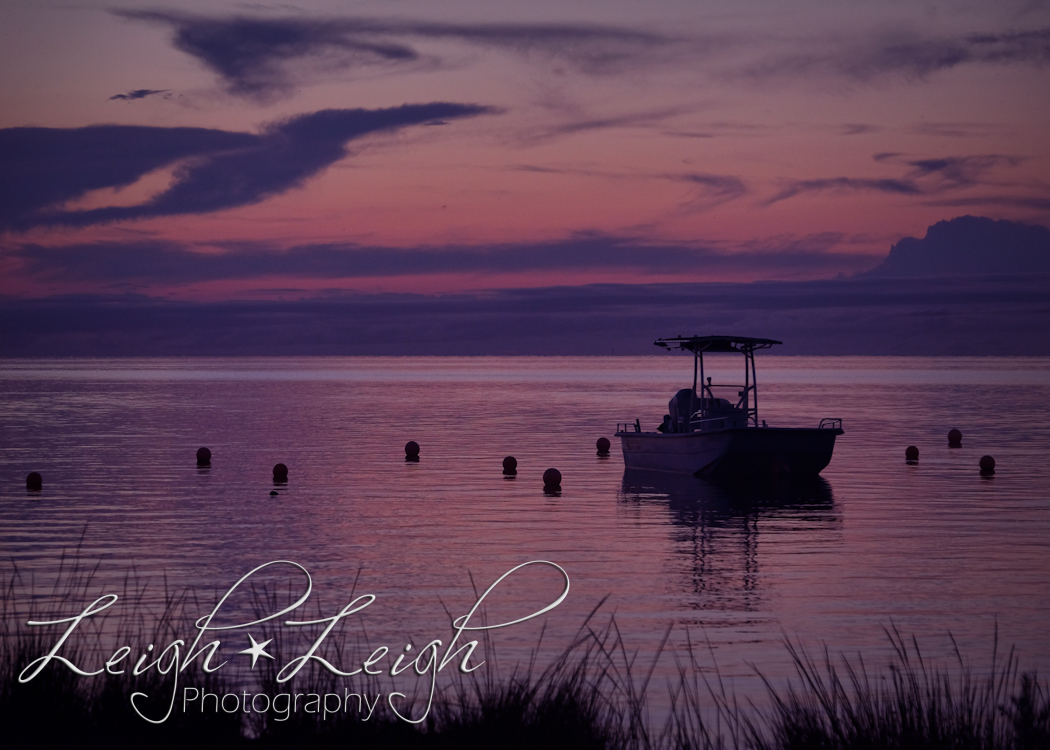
[617,426,841,478]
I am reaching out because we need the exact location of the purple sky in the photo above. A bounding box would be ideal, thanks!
[1,1,1048,353]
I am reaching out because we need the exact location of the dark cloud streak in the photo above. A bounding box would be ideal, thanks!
[118,10,676,102]
[745,26,1050,83]
[10,236,873,284]
[904,154,1025,187]
[0,103,493,231]
[676,173,748,209]
[766,153,1031,206]
[839,123,880,136]
[0,125,257,229]
[765,177,920,205]
[521,106,695,143]
[910,122,1003,138]
[109,88,169,101]
[115,10,1050,102]
[924,195,1050,211]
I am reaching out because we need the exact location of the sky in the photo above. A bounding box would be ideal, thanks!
[1,0,1049,353]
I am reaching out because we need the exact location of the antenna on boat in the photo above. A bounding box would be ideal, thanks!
[692,349,698,422]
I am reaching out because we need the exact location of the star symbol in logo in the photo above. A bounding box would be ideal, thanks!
[238,634,275,669]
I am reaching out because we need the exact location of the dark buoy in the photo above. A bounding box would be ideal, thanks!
[405,441,420,462]
[905,446,919,462]
[503,456,517,475]
[543,468,562,490]
[596,437,611,455]
[196,446,212,466]
[269,490,279,496]
[948,429,962,448]
[980,455,995,475]
[273,463,288,482]
[26,472,42,491]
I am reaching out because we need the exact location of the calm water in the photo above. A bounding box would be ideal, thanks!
[2,356,1049,705]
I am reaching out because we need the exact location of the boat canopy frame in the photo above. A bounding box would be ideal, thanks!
[654,335,782,429]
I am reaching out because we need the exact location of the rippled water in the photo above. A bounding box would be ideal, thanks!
[2,356,1049,702]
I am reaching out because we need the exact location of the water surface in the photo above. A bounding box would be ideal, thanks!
[2,356,1048,701]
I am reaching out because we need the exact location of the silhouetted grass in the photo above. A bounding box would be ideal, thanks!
[744,627,1050,750]
[3,559,1049,750]
[0,555,244,749]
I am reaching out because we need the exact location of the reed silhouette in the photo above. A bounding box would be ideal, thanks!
[3,556,1048,749]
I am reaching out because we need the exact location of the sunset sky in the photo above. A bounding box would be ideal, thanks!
[3,0,1048,303]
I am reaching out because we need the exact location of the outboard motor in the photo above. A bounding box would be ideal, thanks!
[668,388,697,432]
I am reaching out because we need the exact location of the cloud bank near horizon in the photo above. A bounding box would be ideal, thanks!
[863,215,1050,277]
[3,273,1047,357]
[5,215,1047,295]
[3,216,1048,358]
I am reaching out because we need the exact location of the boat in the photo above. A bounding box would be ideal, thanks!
[615,335,843,479]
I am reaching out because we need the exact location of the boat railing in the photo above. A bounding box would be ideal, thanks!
[819,418,843,430]
[689,415,747,432]
[617,420,642,433]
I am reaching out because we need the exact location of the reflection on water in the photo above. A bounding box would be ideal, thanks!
[621,469,836,514]
[619,470,840,613]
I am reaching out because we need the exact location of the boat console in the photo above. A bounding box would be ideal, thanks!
[665,388,743,433]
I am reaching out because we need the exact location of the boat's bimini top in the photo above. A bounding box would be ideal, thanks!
[654,335,782,353]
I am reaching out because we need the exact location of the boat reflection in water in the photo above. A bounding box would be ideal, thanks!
[619,469,840,615]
